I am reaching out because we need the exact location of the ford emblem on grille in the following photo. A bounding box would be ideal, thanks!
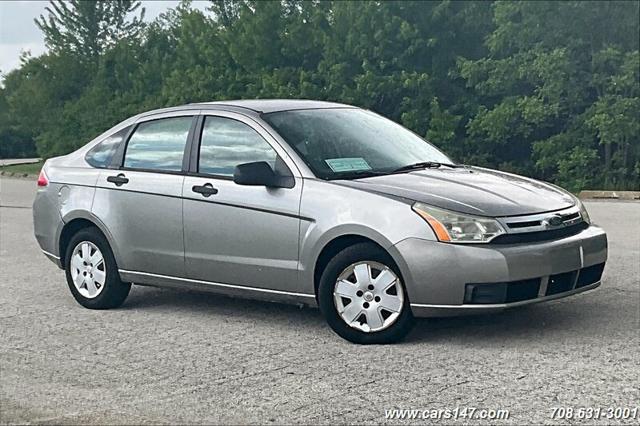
[543,214,564,228]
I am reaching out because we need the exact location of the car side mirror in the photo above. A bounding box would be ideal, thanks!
[233,161,293,188]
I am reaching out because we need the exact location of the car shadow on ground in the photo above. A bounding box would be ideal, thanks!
[121,283,596,345]
[121,283,325,326]
[409,306,581,344]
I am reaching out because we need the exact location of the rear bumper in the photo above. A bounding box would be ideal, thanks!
[33,184,64,268]
[390,224,607,317]
[41,249,62,268]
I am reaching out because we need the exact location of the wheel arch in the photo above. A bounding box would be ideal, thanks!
[312,233,409,299]
[57,212,119,267]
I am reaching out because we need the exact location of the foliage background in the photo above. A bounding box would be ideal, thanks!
[1,0,638,191]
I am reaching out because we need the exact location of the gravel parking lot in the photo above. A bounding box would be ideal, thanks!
[1,177,638,424]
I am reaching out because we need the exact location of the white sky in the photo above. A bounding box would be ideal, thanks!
[0,0,211,76]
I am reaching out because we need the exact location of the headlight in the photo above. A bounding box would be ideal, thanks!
[576,198,591,224]
[412,202,506,243]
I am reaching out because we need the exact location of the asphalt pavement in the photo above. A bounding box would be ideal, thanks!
[1,177,638,424]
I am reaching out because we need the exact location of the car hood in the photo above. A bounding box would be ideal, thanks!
[338,166,575,217]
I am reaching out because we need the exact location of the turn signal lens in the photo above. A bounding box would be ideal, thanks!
[37,169,49,187]
[412,207,451,242]
[412,203,506,243]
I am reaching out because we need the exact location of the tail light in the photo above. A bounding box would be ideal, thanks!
[37,169,49,187]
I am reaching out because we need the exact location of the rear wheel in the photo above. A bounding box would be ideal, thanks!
[318,242,414,344]
[64,227,130,309]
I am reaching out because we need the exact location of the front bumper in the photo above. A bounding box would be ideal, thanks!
[391,224,607,317]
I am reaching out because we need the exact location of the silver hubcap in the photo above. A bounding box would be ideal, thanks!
[333,261,404,333]
[70,241,106,299]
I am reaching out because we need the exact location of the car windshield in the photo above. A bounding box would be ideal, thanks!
[262,108,453,180]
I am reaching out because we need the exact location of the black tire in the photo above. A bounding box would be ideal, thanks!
[318,242,414,344]
[64,227,131,309]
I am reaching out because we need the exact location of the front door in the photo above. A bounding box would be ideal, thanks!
[182,113,302,293]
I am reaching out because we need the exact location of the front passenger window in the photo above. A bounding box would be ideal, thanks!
[198,116,277,176]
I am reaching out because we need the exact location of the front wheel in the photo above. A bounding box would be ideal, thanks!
[64,227,131,309]
[318,243,414,344]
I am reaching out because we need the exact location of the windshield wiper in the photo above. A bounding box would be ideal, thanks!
[391,161,458,174]
[329,170,389,180]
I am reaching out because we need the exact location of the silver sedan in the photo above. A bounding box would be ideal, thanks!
[33,100,607,344]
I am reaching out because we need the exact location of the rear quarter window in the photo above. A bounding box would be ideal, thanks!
[85,127,130,168]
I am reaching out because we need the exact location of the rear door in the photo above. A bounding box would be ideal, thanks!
[182,111,303,293]
[92,112,197,277]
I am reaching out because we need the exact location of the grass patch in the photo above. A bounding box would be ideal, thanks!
[0,161,44,176]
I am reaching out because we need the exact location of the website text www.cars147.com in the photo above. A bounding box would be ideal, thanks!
[384,407,510,421]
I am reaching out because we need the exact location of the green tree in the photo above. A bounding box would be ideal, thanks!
[35,0,145,59]
[459,0,639,190]
[1,0,638,190]
[1,0,148,157]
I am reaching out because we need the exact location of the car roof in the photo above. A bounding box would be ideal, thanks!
[197,99,355,113]
[137,99,357,119]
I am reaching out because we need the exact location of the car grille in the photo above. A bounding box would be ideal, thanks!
[490,221,589,244]
[464,262,605,304]
[490,205,588,244]
[504,211,580,230]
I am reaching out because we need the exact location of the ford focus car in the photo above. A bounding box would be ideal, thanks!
[33,100,607,344]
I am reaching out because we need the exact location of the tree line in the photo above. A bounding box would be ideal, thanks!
[1,0,638,191]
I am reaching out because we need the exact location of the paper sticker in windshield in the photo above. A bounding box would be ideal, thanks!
[325,157,372,173]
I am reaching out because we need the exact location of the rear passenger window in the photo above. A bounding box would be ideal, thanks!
[198,116,277,176]
[85,127,129,168]
[124,116,193,171]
